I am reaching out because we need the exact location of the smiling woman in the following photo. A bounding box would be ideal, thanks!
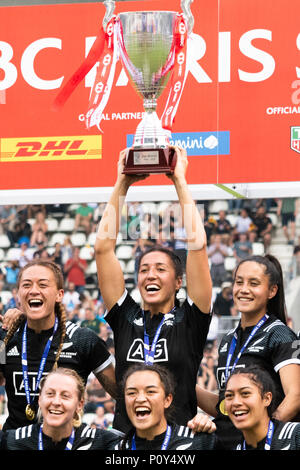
[195,254,300,450]
[95,146,212,433]
[224,365,300,450]
[2,368,121,450]
[0,260,117,431]
[117,363,216,450]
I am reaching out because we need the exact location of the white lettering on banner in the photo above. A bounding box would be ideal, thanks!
[0,29,299,91]
[238,29,275,82]
[0,41,18,90]
[21,38,64,90]
[296,33,300,78]
[266,106,300,114]
[218,32,231,82]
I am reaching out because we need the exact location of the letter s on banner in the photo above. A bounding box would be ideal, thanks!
[238,29,275,82]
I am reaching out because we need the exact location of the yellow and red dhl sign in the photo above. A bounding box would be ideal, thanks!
[0,136,102,162]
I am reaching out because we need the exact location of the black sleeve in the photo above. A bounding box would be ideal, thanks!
[73,327,113,375]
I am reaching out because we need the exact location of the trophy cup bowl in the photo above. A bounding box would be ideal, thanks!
[118,11,178,175]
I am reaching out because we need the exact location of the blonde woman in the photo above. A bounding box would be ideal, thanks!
[2,368,121,450]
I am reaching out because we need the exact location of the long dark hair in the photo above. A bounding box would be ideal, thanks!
[226,365,278,418]
[136,245,183,307]
[234,254,287,324]
[119,363,176,450]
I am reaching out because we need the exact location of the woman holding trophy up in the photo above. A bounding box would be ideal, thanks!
[95,145,213,433]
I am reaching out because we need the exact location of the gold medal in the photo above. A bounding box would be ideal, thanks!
[25,404,35,421]
[219,399,228,416]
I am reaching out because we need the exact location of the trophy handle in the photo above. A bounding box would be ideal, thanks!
[181,0,194,34]
[103,0,116,30]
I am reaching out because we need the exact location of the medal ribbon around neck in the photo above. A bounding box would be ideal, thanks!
[22,317,58,418]
[224,314,269,382]
[242,420,274,450]
[131,425,172,450]
[38,424,75,451]
[143,307,175,365]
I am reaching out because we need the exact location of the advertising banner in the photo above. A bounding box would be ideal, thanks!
[0,0,300,202]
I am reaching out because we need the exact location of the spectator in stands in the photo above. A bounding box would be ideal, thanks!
[132,237,156,283]
[207,234,230,287]
[233,208,253,240]
[249,205,273,252]
[50,242,63,269]
[26,204,46,219]
[62,281,81,313]
[213,282,237,318]
[8,213,32,247]
[195,254,300,450]
[81,306,103,334]
[4,286,19,313]
[16,241,33,268]
[203,213,217,246]
[61,236,73,266]
[173,213,188,271]
[85,376,112,414]
[198,354,217,393]
[288,245,300,280]
[233,232,253,262]
[4,260,19,289]
[215,210,232,246]
[73,203,94,235]
[33,245,50,260]
[0,205,17,245]
[277,198,298,245]
[93,202,106,232]
[213,281,238,332]
[30,210,48,247]
[66,304,81,324]
[95,146,212,433]
[64,246,87,294]
[91,404,110,430]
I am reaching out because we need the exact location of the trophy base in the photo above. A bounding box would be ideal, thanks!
[123,147,176,175]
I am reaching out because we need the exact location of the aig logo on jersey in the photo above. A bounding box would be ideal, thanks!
[13,372,47,396]
[127,339,168,363]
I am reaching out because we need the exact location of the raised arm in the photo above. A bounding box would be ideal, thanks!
[169,147,212,313]
[94,149,147,311]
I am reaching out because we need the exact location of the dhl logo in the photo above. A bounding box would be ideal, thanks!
[0,136,102,162]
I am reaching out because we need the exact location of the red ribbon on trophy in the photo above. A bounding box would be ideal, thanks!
[52,25,107,111]
[161,14,188,132]
[85,17,117,129]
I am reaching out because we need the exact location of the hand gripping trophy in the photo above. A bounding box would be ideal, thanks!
[54,0,195,175]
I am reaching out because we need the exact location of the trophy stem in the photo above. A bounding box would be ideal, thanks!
[143,99,157,113]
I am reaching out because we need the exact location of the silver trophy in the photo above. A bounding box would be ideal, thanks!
[104,0,194,174]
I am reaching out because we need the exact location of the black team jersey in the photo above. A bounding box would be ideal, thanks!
[115,423,216,450]
[1,423,122,450]
[235,420,300,450]
[214,315,300,449]
[0,320,114,431]
[105,290,211,433]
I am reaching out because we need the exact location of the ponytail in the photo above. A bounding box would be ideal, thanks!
[52,302,67,370]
